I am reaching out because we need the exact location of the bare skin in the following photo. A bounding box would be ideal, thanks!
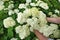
[34,17,60,40]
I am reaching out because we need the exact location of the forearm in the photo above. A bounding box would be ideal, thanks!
[46,17,60,24]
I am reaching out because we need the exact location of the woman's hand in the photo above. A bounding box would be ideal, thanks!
[34,17,60,40]
[34,30,48,40]
[47,17,60,24]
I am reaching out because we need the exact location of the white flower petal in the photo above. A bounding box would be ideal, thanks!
[3,17,16,28]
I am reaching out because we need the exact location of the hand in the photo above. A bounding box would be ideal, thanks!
[34,17,60,40]
[34,30,48,40]
[47,17,60,24]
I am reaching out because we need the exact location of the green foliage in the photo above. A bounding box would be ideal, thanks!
[7,27,13,38]
[24,32,35,40]
[4,1,9,8]
[0,35,7,40]
[0,28,4,34]
[0,10,8,20]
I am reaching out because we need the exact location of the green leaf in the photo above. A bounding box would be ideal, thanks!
[0,28,4,34]
[10,13,17,20]
[4,1,9,8]
[0,10,8,20]
[7,27,13,38]
[25,32,35,40]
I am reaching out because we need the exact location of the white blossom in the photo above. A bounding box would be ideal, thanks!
[10,38,17,40]
[55,9,59,14]
[18,4,26,9]
[16,12,26,24]
[23,9,32,18]
[53,30,60,38]
[35,0,38,1]
[3,17,16,28]
[26,0,31,3]
[58,0,60,2]
[30,7,39,17]
[57,39,60,40]
[51,14,58,18]
[39,24,58,37]
[0,0,4,11]
[48,12,53,16]
[9,1,14,4]
[30,3,37,6]
[25,3,29,8]
[15,25,30,39]
[14,9,19,14]
[8,10,14,15]
[38,11,47,27]
[39,2,49,10]
[8,4,14,10]
[36,0,43,6]
[0,0,4,5]
[0,5,5,11]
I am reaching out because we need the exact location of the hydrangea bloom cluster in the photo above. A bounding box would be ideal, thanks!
[16,7,58,39]
[0,0,60,40]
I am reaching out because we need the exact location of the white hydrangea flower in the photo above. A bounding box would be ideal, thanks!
[8,10,14,15]
[27,17,39,26]
[14,9,19,14]
[23,9,32,18]
[39,24,58,37]
[26,0,31,3]
[30,24,40,32]
[16,7,58,38]
[36,0,43,6]
[38,11,47,27]
[15,25,30,39]
[53,30,60,38]
[57,39,60,40]
[15,26,21,33]
[23,7,39,17]
[0,0,4,5]
[39,2,49,10]
[35,0,38,1]
[18,4,26,9]
[16,12,26,24]
[48,12,53,16]
[0,5,5,11]
[35,38,39,40]
[27,17,40,32]
[10,38,17,40]
[9,1,14,4]
[3,17,16,28]
[8,4,14,10]
[30,3,37,6]
[30,7,39,17]
[25,3,29,6]
[0,0,5,11]
[27,18,33,25]
[58,0,60,2]
[51,14,58,18]
[54,9,60,14]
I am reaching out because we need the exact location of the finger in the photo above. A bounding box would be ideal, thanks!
[47,17,60,24]
[34,29,48,40]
